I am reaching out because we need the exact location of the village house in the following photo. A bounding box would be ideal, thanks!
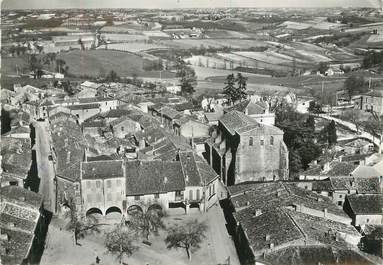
[79,152,221,217]
[1,137,32,188]
[109,116,142,139]
[226,99,275,125]
[360,90,383,115]
[343,194,383,226]
[0,186,46,265]
[311,176,381,207]
[205,110,289,185]
[224,182,363,265]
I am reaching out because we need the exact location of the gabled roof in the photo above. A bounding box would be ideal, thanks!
[346,194,383,215]
[125,160,185,195]
[227,100,268,115]
[81,160,124,180]
[220,110,282,135]
[329,176,381,193]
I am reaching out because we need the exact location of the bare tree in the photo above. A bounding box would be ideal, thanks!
[341,109,362,133]
[165,219,207,261]
[105,225,138,264]
[64,198,103,245]
[129,206,165,240]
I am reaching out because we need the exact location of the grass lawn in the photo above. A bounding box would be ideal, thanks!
[41,209,219,265]
[56,49,175,79]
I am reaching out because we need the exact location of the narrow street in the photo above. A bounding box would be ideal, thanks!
[34,120,56,213]
[206,204,240,265]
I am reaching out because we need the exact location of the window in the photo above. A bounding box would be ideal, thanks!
[249,137,253,146]
[260,139,264,146]
[270,136,274,145]
[175,191,182,196]
[366,218,370,223]
[339,195,342,198]
[121,126,124,132]
[134,195,140,201]
[209,186,212,197]
[154,193,160,199]
[189,190,193,200]
[338,201,342,206]
[196,189,200,200]
[212,183,215,194]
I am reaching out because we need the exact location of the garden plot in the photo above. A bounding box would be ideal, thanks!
[185,55,238,69]
[233,51,295,65]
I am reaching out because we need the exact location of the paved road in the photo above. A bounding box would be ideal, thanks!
[34,120,56,213]
[317,114,382,152]
[206,204,240,265]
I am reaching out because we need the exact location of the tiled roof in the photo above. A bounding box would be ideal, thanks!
[323,162,358,177]
[0,186,43,209]
[227,100,268,115]
[81,160,124,180]
[329,177,381,193]
[264,246,336,265]
[179,152,202,187]
[352,165,381,178]
[109,116,137,127]
[159,106,183,120]
[346,194,383,215]
[234,207,304,252]
[1,137,32,176]
[220,110,282,135]
[229,182,348,218]
[125,160,185,195]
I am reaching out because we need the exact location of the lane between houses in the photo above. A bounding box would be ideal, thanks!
[34,120,56,213]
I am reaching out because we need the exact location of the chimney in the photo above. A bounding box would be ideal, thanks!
[66,151,71,164]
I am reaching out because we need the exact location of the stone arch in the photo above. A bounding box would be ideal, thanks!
[147,204,162,213]
[105,206,122,216]
[86,207,103,216]
[127,205,143,215]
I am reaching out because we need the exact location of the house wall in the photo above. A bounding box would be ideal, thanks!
[82,127,100,137]
[249,113,275,126]
[178,121,210,138]
[125,191,179,213]
[332,190,356,207]
[362,95,383,115]
[70,108,101,123]
[112,120,141,139]
[355,214,383,226]
[235,132,287,184]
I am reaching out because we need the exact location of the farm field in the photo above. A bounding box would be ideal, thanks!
[103,33,149,42]
[101,42,169,53]
[185,55,240,70]
[159,38,269,49]
[190,65,264,80]
[56,49,175,78]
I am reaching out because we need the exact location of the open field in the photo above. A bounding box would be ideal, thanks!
[159,38,269,49]
[101,42,168,53]
[56,49,175,78]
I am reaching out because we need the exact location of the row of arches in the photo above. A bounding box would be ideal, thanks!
[85,204,163,217]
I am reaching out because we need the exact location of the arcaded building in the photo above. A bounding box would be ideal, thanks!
[205,110,289,185]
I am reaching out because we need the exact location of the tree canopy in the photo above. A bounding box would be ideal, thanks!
[176,59,197,97]
[223,73,248,104]
[165,219,207,260]
[105,225,138,264]
[344,75,367,99]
